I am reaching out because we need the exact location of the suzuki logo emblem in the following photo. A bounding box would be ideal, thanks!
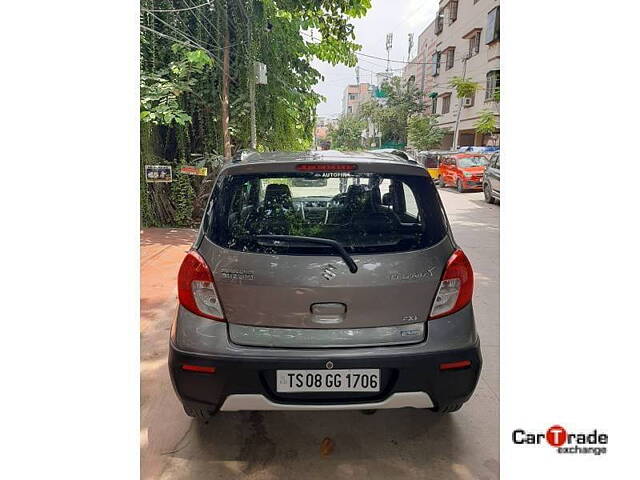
[322,264,337,280]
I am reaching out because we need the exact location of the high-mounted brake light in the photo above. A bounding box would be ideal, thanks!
[429,249,474,319]
[295,163,357,172]
[177,250,225,321]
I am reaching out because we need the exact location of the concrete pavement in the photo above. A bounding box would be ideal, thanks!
[140,187,499,480]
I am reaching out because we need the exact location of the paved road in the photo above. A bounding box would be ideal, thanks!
[140,187,499,480]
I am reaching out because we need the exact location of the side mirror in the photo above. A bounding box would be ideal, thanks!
[382,193,392,206]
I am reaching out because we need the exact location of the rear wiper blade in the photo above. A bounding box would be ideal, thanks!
[255,234,358,274]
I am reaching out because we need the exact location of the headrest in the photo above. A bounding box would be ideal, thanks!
[346,184,365,196]
[263,183,293,209]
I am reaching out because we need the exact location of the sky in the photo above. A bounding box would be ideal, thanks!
[312,0,439,117]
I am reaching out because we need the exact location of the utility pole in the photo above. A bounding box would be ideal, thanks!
[355,66,360,85]
[385,33,393,73]
[452,54,468,151]
[221,0,231,160]
[247,1,256,149]
[407,33,414,61]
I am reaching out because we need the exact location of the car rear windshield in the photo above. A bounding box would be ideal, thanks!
[456,156,488,168]
[205,171,447,255]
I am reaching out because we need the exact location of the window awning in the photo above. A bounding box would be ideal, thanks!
[462,28,482,39]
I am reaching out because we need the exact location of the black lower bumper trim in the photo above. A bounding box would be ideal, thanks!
[168,340,482,411]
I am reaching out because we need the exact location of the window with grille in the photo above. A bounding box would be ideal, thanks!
[445,48,455,70]
[432,51,441,76]
[486,7,500,44]
[448,1,458,25]
[485,70,500,100]
[442,94,451,114]
[468,31,481,57]
[435,9,444,34]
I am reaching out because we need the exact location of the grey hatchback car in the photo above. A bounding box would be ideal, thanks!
[169,150,481,419]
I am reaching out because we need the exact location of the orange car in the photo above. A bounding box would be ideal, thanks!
[437,153,489,193]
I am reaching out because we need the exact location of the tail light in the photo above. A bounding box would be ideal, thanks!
[429,249,474,319]
[177,250,225,321]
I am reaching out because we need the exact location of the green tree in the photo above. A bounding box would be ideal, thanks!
[407,114,447,151]
[474,110,498,136]
[140,45,213,127]
[448,76,482,99]
[358,99,382,147]
[139,0,372,226]
[359,77,425,146]
[329,114,366,150]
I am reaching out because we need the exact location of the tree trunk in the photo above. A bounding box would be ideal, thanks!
[221,1,231,160]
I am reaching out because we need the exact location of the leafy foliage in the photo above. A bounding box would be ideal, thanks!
[328,114,366,150]
[358,76,425,146]
[448,76,482,99]
[141,44,213,126]
[474,110,498,135]
[139,0,370,227]
[493,87,500,103]
[171,163,195,226]
[407,114,448,151]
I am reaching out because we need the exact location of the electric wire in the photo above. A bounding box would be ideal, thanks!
[144,1,211,13]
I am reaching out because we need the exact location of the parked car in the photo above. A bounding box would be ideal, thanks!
[169,150,482,419]
[483,152,500,203]
[457,146,499,154]
[417,150,456,179]
[438,153,489,193]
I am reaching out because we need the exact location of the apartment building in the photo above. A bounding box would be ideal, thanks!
[403,20,437,105]
[341,82,373,116]
[430,0,500,148]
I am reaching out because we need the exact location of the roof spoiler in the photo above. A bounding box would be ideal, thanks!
[231,149,260,163]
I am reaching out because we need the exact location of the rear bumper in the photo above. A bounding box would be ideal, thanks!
[169,340,481,412]
[168,305,482,412]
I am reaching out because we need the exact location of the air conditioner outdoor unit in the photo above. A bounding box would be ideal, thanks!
[463,97,473,107]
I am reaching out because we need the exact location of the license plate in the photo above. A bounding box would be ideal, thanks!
[276,369,380,393]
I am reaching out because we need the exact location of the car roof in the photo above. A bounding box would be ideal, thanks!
[418,150,456,154]
[445,152,490,158]
[229,149,420,166]
[221,149,424,176]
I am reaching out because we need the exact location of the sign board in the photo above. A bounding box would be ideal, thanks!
[145,165,172,183]
[180,166,208,176]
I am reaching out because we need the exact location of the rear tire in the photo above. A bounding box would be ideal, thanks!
[431,403,464,413]
[484,182,495,204]
[456,179,465,193]
[183,404,217,421]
